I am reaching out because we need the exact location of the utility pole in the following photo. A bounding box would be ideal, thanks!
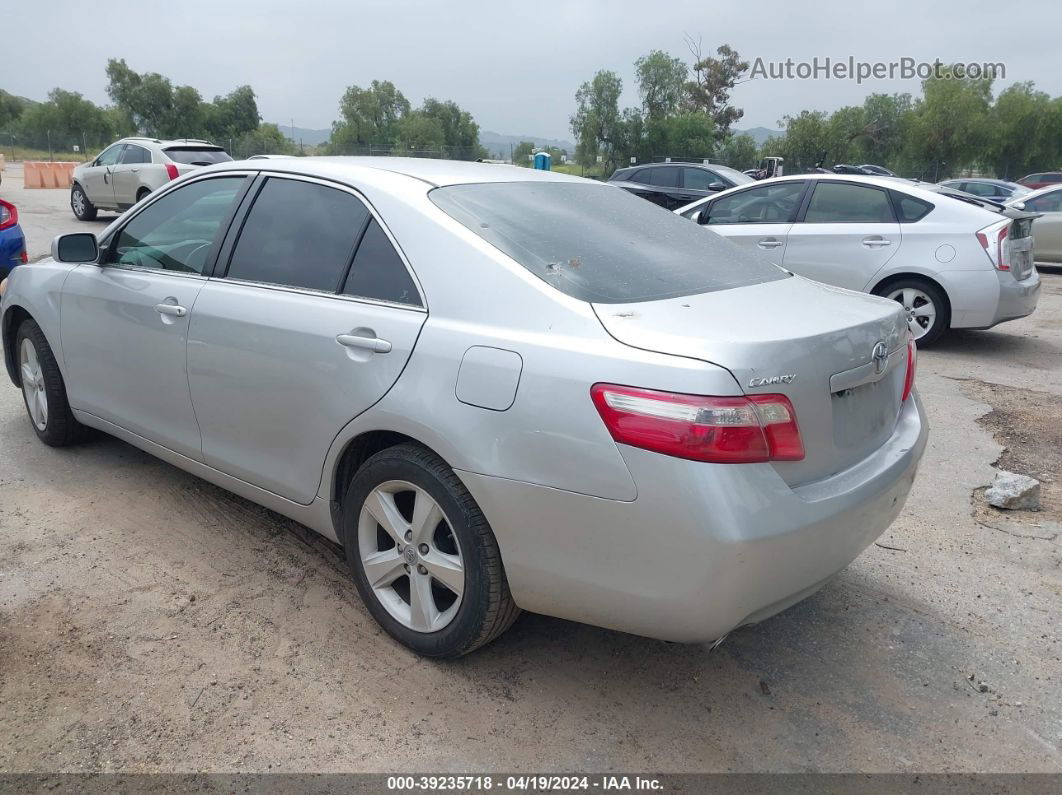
[47,129,53,161]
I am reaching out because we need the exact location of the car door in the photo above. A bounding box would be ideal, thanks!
[693,180,807,259]
[81,143,124,207]
[1025,189,1062,262]
[186,175,426,504]
[59,174,250,459]
[110,143,152,208]
[680,166,728,204]
[782,180,902,291]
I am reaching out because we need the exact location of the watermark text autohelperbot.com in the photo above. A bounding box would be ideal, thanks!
[750,57,1005,84]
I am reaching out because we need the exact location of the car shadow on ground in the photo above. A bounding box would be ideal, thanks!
[926,327,1061,363]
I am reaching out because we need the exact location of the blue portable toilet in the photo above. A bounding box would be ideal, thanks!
[533,151,552,171]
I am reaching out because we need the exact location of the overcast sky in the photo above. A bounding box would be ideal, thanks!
[8,0,1062,141]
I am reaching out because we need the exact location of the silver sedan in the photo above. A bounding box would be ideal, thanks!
[0,158,926,656]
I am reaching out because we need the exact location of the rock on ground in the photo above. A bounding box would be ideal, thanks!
[985,470,1041,510]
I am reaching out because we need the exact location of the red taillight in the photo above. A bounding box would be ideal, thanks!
[19,249,28,264]
[976,221,1011,271]
[0,199,17,231]
[165,163,179,181]
[902,337,917,402]
[590,384,804,463]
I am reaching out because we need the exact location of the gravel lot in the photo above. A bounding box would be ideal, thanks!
[1,168,1060,774]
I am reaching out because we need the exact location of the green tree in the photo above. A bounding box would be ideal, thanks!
[204,85,260,144]
[985,82,1057,179]
[684,43,749,140]
[512,140,535,165]
[635,50,687,121]
[571,70,623,171]
[717,133,759,169]
[16,89,115,151]
[236,122,296,158]
[905,66,993,178]
[774,110,831,172]
[330,80,410,152]
[418,98,484,159]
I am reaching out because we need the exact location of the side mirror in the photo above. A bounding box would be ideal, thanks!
[52,233,99,263]
[1012,201,1026,211]
[693,208,710,225]
[708,182,726,191]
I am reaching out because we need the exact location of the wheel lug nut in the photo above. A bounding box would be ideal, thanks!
[417,565,428,575]
[404,530,412,542]
[418,544,429,554]
[397,544,403,553]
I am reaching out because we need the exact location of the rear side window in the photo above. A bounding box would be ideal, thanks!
[342,219,420,306]
[120,145,152,165]
[1026,191,1062,212]
[165,147,233,165]
[647,166,680,188]
[706,181,805,225]
[804,183,895,223]
[429,181,787,304]
[1047,174,1062,184]
[890,191,934,223]
[227,178,369,291]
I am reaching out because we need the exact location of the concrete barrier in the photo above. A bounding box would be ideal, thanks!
[24,161,76,189]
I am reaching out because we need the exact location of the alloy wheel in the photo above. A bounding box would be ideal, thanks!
[886,286,936,340]
[20,338,48,431]
[71,189,86,216]
[358,480,465,633]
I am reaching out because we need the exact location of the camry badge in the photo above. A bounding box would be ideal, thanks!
[872,341,889,375]
[748,374,797,387]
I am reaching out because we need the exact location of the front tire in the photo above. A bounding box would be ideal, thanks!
[875,278,949,347]
[16,320,89,446]
[341,444,520,657]
[70,184,97,221]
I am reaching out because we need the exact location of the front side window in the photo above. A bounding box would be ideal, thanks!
[342,219,420,306]
[803,182,895,223]
[95,145,123,167]
[647,166,680,188]
[226,178,369,292]
[683,168,721,191]
[706,181,806,225]
[105,176,245,274]
[430,182,787,304]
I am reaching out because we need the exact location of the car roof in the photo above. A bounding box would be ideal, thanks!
[212,156,588,188]
[118,137,223,148]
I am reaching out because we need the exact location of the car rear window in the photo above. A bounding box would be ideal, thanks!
[429,182,787,304]
[164,147,233,165]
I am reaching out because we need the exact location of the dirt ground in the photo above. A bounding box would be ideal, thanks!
[0,170,1060,774]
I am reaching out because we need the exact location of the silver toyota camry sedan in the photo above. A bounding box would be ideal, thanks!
[0,158,926,657]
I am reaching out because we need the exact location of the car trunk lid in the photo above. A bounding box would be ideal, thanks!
[593,276,911,487]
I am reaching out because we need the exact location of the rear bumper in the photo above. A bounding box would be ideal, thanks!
[459,394,927,643]
[943,267,1040,329]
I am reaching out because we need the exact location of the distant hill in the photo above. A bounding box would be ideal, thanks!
[277,124,332,147]
[479,130,576,160]
[734,126,783,146]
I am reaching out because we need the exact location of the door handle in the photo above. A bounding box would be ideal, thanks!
[130,168,140,173]
[337,332,392,354]
[862,236,892,248]
[154,303,188,318]
[757,238,783,249]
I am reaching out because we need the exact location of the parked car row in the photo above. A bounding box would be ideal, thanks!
[4,157,926,657]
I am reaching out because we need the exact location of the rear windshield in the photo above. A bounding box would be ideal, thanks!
[429,182,787,304]
[712,164,755,185]
[164,147,233,165]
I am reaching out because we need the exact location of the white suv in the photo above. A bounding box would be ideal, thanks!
[70,138,232,220]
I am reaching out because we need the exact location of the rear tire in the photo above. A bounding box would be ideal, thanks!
[341,443,520,657]
[136,187,151,203]
[874,278,949,347]
[70,184,97,221]
[15,320,89,446]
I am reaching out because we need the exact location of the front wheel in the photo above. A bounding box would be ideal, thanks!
[875,279,949,347]
[70,184,97,221]
[16,320,89,446]
[341,444,520,657]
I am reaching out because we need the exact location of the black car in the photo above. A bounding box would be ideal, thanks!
[608,162,754,209]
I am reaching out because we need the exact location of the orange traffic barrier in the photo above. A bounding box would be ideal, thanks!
[24,161,76,189]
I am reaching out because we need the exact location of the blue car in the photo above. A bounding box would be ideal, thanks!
[0,198,28,282]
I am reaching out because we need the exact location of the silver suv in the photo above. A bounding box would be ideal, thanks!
[70,137,232,220]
